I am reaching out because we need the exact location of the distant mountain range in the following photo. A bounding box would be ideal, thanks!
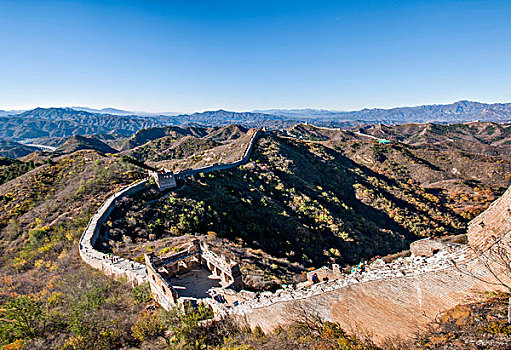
[71,106,180,117]
[1,101,511,144]
[255,100,511,124]
[0,108,167,140]
[0,107,286,141]
[0,110,25,117]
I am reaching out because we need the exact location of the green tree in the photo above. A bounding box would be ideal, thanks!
[0,296,47,344]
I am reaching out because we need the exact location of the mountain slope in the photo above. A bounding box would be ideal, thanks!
[119,126,202,151]
[171,110,285,126]
[0,151,149,349]
[355,121,511,155]
[125,135,219,162]
[54,135,118,155]
[0,157,38,185]
[0,150,147,258]
[3,102,511,143]
[120,124,249,152]
[0,139,39,158]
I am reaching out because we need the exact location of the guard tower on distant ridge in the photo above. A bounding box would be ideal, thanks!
[149,169,177,191]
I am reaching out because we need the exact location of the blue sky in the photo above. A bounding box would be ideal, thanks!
[1,0,510,113]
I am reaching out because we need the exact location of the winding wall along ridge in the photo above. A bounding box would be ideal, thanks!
[78,129,262,285]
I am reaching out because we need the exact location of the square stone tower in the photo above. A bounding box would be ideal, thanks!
[149,169,177,190]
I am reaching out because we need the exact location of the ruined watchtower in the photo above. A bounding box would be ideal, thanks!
[149,169,177,191]
[145,239,244,311]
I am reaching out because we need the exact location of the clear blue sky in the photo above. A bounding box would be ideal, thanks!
[1,0,510,113]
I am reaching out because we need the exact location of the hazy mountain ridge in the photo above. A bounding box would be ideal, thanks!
[0,107,168,140]
[71,106,179,117]
[0,110,25,117]
[256,100,511,124]
[2,101,511,143]
[1,102,511,160]
[170,109,287,127]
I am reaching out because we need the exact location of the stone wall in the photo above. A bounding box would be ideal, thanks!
[145,253,179,310]
[229,242,504,344]
[175,129,261,179]
[225,185,511,344]
[467,185,511,251]
[145,240,243,311]
[232,257,498,344]
[78,179,150,285]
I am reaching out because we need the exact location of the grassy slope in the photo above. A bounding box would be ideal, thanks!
[0,151,152,349]
[0,150,147,266]
[125,136,219,163]
[0,158,39,186]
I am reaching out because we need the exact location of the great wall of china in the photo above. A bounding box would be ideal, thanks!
[78,129,262,285]
[79,128,511,344]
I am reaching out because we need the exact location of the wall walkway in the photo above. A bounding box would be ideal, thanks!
[227,186,511,343]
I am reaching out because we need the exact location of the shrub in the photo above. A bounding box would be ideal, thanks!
[131,283,152,304]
